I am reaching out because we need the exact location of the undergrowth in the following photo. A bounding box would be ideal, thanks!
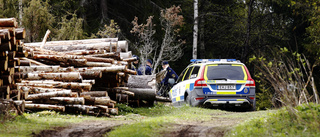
[226,103,320,137]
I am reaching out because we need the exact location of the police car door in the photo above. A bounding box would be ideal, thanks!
[170,66,194,104]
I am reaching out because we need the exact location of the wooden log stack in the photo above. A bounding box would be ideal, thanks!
[0,18,26,115]
[1,17,167,117]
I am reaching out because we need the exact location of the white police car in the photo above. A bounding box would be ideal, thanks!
[169,59,256,111]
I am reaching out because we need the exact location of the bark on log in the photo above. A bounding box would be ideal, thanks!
[36,42,118,52]
[17,66,60,73]
[0,42,11,51]
[0,18,18,27]
[80,91,108,97]
[26,90,72,100]
[25,104,65,112]
[127,88,156,101]
[50,97,85,105]
[85,62,112,67]
[24,38,118,47]
[19,80,92,90]
[60,50,106,55]
[13,100,25,115]
[108,108,118,115]
[84,96,111,106]
[118,41,128,52]
[127,75,156,89]
[155,96,172,102]
[0,60,8,71]
[86,53,115,58]
[0,86,10,95]
[15,28,25,39]
[75,66,126,73]
[26,72,82,81]
[0,29,11,41]
[17,86,65,94]
[79,71,102,79]
[10,90,21,100]
[120,51,132,59]
[19,59,31,66]
[65,104,90,114]
[81,80,95,84]
[20,57,48,66]
[84,56,114,63]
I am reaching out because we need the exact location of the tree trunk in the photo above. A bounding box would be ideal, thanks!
[193,0,199,59]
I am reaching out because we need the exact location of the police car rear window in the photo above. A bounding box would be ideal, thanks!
[205,64,245,80]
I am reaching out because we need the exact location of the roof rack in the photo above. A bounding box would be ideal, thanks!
[190,59,241,63]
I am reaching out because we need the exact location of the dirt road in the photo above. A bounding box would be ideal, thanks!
[32,111,247,137]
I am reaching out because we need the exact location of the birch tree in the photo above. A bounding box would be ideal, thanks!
[131,5,185,75]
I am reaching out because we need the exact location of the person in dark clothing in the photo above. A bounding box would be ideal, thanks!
[138,59,153,75]
[159,61,178,97]
[131,55,140,74]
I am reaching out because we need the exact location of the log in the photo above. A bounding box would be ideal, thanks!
[116,93,128,103]
[17,66,60,73]
[15,28,26,39]
[0,60,8,71]
[17,86,66,94]
[84,96,111,106]
[0,42,11,51]
[26,72,82,81]
[40,29,51,49]
[37,42,118,52]
[25,104,65,112]
[96,105,109,113]
[124,69,137,75]
[20,57,48,66]
[26,90,72,100]
[1,75,12,85]
[85,62,112,67]
[86,53,116,58]
[13,100,25,115]
[19,59,31,66]
[0,29,11,41]
[50,97,85,105]
[19,80,92,90]
[116,87,156,100]
[60,50,106,55]
[81,79,95,84]
[75,66,126,73]
[79,71,102,79]
[24,38,119,47]
[65,104,90,114]
[118,41,128,52]
[0,18,18,27]
[155,96,172,102]
[84,56,114,63]
[127,75,156,89]
[80,91,108,97]
[120,51,132,59]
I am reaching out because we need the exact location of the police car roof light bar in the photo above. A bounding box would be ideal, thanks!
[190,59,238,63]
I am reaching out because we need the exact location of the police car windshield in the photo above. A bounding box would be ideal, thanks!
[206,64,245,80]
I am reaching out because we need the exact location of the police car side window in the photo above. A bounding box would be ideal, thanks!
[183,66,194,81]
[190,66,200,79]
[176,68,188,83]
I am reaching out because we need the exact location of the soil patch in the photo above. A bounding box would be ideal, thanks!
[32,120,130,137]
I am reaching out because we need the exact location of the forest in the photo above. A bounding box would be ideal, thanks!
[1,0,320,110]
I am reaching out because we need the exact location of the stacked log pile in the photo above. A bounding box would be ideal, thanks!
[0,18,26,115]
[1,17,169,117]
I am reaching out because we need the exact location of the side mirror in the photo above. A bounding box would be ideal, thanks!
[168,78,175,86]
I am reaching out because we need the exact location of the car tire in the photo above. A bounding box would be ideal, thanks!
[248,101,256,111]
[185,94,192,106]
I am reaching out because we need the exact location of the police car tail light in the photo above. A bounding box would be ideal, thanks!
[194,78,207,87]
[245,79,255,87]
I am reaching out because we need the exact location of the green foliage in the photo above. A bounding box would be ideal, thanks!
[96,20,120,38]
[0,0,19,18]
[55,12,86,40]
[22,0,55,42]
[226,103,320,137]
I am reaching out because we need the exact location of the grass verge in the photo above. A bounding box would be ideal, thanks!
[226,103,320,137]
[0,111,107,137]
[108,103,271,137]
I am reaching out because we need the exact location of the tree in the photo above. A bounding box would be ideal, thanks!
[96,19,120,38]
[131,5,185,75]
[55,13,86,40]
[22,0,55,42]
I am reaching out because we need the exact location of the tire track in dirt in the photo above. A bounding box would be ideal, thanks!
[32,120,131,137]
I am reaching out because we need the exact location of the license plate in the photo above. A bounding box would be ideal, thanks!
[218,85,236,90]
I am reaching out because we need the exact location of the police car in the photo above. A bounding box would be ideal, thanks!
[169,59,256,111]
